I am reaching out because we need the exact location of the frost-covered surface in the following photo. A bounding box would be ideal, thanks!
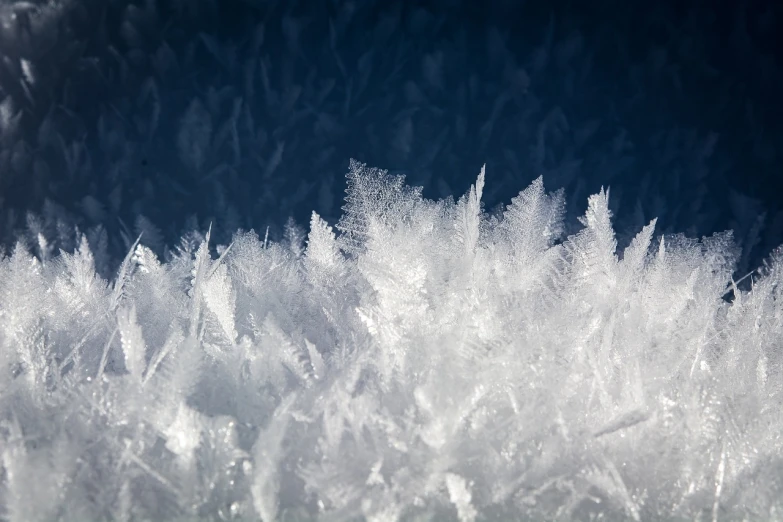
[1,160,783,521]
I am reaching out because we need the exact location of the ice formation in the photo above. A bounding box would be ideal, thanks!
[1,159,782,521]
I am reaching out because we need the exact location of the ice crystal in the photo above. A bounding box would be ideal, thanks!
[0,161,781,520]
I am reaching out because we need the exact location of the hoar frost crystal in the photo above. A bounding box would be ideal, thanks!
[1,160,782,521]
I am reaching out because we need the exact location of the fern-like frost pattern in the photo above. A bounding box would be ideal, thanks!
[0,161,782,521]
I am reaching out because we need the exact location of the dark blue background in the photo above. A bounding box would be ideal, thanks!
[0,0,781,275]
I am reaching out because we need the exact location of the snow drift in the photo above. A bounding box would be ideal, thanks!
[1,159,782,521]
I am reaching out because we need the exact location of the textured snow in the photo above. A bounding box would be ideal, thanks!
[0,160,782,520]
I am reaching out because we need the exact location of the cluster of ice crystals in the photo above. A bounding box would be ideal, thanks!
[1,160,782,520]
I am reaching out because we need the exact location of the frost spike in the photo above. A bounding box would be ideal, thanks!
[455,165,486,255]
[188,224,212,340]
[117,305,146,380]
[111,234,142,312]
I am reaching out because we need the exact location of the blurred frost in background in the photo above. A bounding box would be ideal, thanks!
[2,0,783,520]
[0,0,782,273]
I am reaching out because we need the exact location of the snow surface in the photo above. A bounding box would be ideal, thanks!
[1,159,782,521]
